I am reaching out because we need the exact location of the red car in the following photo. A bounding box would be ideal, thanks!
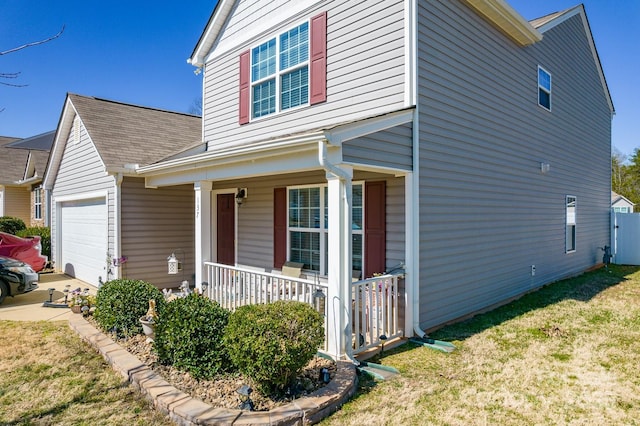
[0,232,47,272]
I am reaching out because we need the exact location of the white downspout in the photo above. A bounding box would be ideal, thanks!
[114,173,123,280]
[318,140,354,361]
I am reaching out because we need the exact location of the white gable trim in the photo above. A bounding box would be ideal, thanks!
[43,96,107,190]
[536,5,614,115]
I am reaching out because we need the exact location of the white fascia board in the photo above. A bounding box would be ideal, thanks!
[43,98,76,190]
[462,0,542,46]
[144,145,320,188]
[189,0,236,67]
[536,5,614,114]
[324,109,414,146]
[138,130,326,176]
[53,190,109,203]
[202,0,320,64]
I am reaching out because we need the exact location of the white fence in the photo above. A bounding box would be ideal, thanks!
[612,212,640,265]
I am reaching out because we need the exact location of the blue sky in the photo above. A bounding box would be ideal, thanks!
[1,1,638,157]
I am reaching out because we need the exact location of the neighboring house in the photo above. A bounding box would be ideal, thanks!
[5,131,55,227]
[43,94,201,288]
[137,0,613,359]
[0,133,52,227]
[611,191,634,213]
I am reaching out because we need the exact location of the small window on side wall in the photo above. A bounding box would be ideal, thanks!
[538,66,552,111]
[566,195,576,253]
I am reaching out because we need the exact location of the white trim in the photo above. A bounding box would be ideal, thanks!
[53,190,109,204]
[113,173,123,280]
[461,0,542,46]
[537,65,552,112]
[325,109,414,146]
[410,107,422,338]
[404,0,417,107]
[197,0,319,66]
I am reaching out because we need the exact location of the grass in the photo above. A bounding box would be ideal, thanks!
[322,265,640,425]
[0,321,173,425]
[2,265,639,425]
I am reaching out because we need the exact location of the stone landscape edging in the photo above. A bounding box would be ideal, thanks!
[68,315,357,425]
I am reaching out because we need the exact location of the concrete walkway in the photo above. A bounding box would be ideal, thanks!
[0,273,96,321]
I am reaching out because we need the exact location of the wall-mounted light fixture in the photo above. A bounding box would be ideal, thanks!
[167,252,180,275]
[540,162,550,174]
[235,188,247,206]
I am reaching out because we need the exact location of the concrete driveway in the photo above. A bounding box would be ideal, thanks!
[0,273,96,321]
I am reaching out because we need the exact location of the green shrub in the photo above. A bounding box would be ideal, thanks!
[0,217,26,235]
[224,300,324,394]
[153,294,230,379]
[17,227,51,258]
[93,279,166,337]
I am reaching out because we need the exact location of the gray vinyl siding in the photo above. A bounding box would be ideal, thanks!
[416,2,611,330]
[50,119,116,273]
[120,177,195,289]
[202,0,406,150]
[213,171,405,274]
[3,187,30,223]
[343,123,413,171]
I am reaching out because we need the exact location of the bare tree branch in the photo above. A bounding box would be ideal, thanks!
[0,25,65,56]
[0,72,27,87]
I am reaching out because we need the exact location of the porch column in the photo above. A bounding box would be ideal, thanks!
[326,166,353,359]
[194,181,212,290]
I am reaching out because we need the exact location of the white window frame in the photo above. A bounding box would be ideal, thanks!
[566,195,576,253]
[287,182,364,277]
[34,187,42,220]
[250,19,310,120]
[538,65,552,111]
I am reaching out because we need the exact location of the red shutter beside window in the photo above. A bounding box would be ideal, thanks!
[274,187,287,268]
[239,50,250,124]
[310,11,327,105]
[364,181,386,278]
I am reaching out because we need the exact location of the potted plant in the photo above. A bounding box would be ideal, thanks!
[68,288,95,315]
[139,299,159,339]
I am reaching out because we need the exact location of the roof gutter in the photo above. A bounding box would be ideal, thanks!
[461,0,543,46]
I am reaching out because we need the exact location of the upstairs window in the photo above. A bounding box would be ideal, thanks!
[538,66,552,111]
[251,22,309,119]
[239,12,327,124]
[566,195,576,253]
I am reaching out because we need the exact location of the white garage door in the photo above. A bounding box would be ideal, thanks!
[60,198,107,286]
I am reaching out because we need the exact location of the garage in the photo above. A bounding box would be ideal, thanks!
[59,197,108,286]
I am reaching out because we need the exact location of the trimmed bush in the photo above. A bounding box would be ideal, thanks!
[93,279,166,337]
[0,217,26,235]
[224,300,324,394]
[17,227,51,259]
[153,294,230,379]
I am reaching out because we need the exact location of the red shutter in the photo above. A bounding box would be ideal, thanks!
[310,11,327,105]
[364,181,386,278]
[239,50,250,124]
[274,187,287,268]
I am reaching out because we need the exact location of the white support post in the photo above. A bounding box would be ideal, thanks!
[325,167,353,359]
[195,181,212,291]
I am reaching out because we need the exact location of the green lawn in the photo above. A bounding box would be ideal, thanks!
[322,265,640,425]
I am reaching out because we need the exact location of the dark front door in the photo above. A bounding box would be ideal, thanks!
[217,193,235,265]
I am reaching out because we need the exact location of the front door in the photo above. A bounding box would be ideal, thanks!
[217,193,235,265]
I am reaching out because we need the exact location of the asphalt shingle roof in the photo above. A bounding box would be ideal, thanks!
[68,94,202,169]
[0,137,28,184]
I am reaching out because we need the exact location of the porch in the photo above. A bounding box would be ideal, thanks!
[202,262,404,357]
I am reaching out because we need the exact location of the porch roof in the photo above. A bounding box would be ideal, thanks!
[136,108,413,187]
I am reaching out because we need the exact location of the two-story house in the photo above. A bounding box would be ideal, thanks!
[137,0,613,360]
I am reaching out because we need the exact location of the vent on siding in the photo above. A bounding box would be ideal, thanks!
[73,116,81,144]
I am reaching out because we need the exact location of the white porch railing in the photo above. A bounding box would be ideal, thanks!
[203,262,329,351]
[202,262,402,357]
[351,274,403,355]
